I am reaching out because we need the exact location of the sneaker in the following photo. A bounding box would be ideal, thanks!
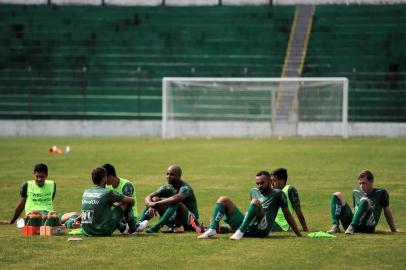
[230,229,244,240]
[188,214,203,233]
[120,224,130,235]
[174,225,184,233]
[197,228,217,239]
[327,224,340,234]
[345,224,355,235]
[135,220,148,233]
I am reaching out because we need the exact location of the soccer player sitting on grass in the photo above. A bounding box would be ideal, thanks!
[198,170,302,240]
[139,165,203,233]
[270,168,308,232]
[102,163,147,234]
[0,163,56,225]
[78,167,136,236]
[327,170,398,235]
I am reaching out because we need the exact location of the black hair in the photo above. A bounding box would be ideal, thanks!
[34,163,48,175]
[92,167,107,184]
[270,168,288,182]
[102,163,117,177]
[256,170,271,177]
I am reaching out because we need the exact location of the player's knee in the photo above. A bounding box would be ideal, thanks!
[250,199,261,206]
[359,197,371,208]
[332,192,346,206]
[217,196,230,204]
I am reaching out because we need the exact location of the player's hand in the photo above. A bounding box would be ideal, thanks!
[0,220,11,225]
[147,207,157,218]
[147,201,157,208]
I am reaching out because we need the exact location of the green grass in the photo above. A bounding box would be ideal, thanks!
[0,137,405,269]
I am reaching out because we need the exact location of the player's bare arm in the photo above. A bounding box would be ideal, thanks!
[152,193,185,208]
[0,197,26,225]
[383,206,398,232]
[282,206,302,237]
[294,206,309,231]
[121,195,135,206]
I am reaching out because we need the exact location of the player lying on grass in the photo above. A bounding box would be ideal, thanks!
[327,170,398,234]
[103,163,147,234]
[0,163,57,225]
[139,165,204,233]
[198,170,302,240]
[77,167,137,236]
[270,168,308,232]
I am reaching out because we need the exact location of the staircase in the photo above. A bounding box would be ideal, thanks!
[273,5,315,136]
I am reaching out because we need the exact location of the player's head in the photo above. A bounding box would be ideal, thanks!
[166,165,182,185]
[270,168,288,189]
[33,163,48,187]
[102,163,117,185]
[358,170,374,193]
[92,167,107,187]
[255,170,271,193]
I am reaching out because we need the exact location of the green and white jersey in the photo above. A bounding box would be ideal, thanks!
[352,188,389,226]
[106,178,138,218]
[81,185,124,236]
[250,187,288,229]
[155,180,199,220]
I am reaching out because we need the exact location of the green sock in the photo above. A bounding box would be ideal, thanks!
[139,207,150,221]
[209,203,225,230]
[238,203,260,233]
[330,194,341,225]
[351,199,369,226]
[149,204,178,232]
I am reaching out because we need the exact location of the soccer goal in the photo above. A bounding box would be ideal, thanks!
[162,77,348,139]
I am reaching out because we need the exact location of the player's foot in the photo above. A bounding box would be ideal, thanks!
[230,229,244,240]
[345,224,355,235]
[146,225,161,233]
[188,214,203,233]
[219,224,232,233]
[327,224,340,234]
[197,228,217,239]
[174,225,184,233]
[135,220,148,233]
[119,223,130,235]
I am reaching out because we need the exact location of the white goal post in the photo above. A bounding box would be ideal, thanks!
[162,77,349,139]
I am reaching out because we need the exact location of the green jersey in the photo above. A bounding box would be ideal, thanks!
[155,180,199,220]
[81,185,124,236]
[250,187,288,231]
[352,188,389,226]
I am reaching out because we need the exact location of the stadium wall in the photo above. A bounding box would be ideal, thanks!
[1,0,405,5]
[1,120,406,137]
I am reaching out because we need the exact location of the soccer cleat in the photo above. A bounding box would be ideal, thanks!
[345,224,355,235]
[188,214,203,233]
[135,220,148,233]
[197,228,217,239]
[327,224,340,234]
[146,227,159,233]
[120,223,130,235]
[230,229,244,240]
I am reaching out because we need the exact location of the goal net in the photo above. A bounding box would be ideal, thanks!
[162,77,348,138]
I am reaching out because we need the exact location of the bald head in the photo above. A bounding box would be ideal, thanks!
[166,165,182,185]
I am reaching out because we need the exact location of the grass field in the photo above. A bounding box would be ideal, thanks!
[0,137,405,269]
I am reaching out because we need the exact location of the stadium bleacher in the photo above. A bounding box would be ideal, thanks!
[303,5,406,122]
[0,5,293,120]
